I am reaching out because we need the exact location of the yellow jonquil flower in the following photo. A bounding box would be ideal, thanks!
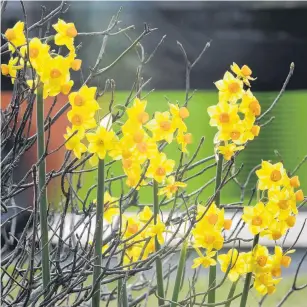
[266,187,298,220]
[68,85,99,112]
[122,215,141,240]
[112,129,158,164]
[122,160,142,186]
[123,241,155,266]
[230,63,256,87]
[233,121,257,144]
[20,38,50,73]
[121,97,149,136]
[264,219,288,241]
[121,154,140,173]
[146,152,175,183]
[176,132,192,153]
[218,120,246,143]
[118,206,169,266]
[63,127,87,159]
[40,55,73,97]
[93,191,119,223]
[125,168,142,189]
[256,161,288,190]
[193,227,224,252]
[242,202,271,235]
[192,248,217,269]
[169,103,189,132]
[254,272,281,295]
[239,89,261,117]
[146,111,176,143]
[67,108,97,132]
[158,176,187,199]
[148,216,166,245]
[218,249,248,281]
[1,57,22,83]
[5,21,26,52]
[251,244,271,274]
[122,125,146,144]
[125,97,149,126]
[86,126,117,160]
[123,244,142,267]
[53,19,78,50]
[270,246,295,277]
[218,143,244,161]
[196,203,225,231]
[215,71,244,104]
[142,238,156,259]
[207,101,240,129]
[138,206,153,223]
[108,136,134,161]
[133,137,158,163]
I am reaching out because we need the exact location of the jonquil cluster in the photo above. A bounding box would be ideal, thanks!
[2,20,82,98]
[191,203,233,269]
[89,200,166,266]
[207,63,261,160]
[121,205,166,267]
[218,161,303,295]
[191,162,303,296]
[109,98,190,191]
[243,161,303,240]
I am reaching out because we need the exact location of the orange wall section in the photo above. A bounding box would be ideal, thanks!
[1,91,69,203]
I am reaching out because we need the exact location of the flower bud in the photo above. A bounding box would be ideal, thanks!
[223,219,232,230]
[251,125,260,136]
[71,59,82,71]
[5,28,16,41]
[295,189,304,202]
[1,64,9,76]
[290,176,300,188]
[241,65,252,77]
[286,216,296,228]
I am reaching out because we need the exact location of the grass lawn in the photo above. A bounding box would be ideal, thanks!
[124,275,307,307]
[74,90,307,208]
[4,263,306,307]
[58,274,307,306]
[75,274,307,307]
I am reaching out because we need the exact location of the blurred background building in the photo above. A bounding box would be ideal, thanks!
[2,1,307,91]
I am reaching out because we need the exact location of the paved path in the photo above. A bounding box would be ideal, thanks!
[49,211,307,249]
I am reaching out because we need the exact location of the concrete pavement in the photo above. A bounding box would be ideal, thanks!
[49,211,307,249]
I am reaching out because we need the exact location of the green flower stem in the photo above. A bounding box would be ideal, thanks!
[171,238,188,307]
[225,279,239,307]
[92,159,105,307]
[117,277,128,307]
[117,278,122,307]
[153,180,165,306]
[36,83,50,294]
[239,234,259,307]
[117,249,128,307]
[208,153,223,304]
